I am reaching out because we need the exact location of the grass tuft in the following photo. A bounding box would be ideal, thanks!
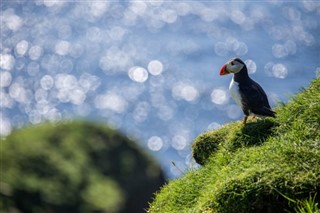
[294,194,319,213]
[148,78,320,213]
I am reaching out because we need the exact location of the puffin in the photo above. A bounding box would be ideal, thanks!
[219,58,275,124]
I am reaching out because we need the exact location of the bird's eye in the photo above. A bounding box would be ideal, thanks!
[231,61,234,65]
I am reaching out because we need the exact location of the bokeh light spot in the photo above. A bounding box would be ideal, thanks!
[148,60,164,76]
[200,8,218,22]
[70,89,86,105]
[0,91,14,108]
[234,42,248,56]
[157,105,175,121]
[94,93,127,113]
[284,40,297,55]
[0,116,12,136]
[9,83,32,104]
[175,2,191,16]
[148,136,163,151]
[109,26,126,41]
[128,66,149,83]
[89,2,109,18]
[231,10,246,25]
[264,62,274,77]
[272,44,288,58]
[133,101,150,123]
[245,59,257,74]
[55,74,77,90]
[207,122,221,131]
[0,54,15,70]
[55,40,70,56]
[172,82,199,102]
[272,63,288,79]
[171,135,187,150]
[2,9,23,31]
[79,73,101,92]
[211,88,228,105]
[70,43,84,58]
[43,0,65,7]
[15,40,29,56]
[40,75,54,90]
[130,1,147,15]
[0,72,12,88]
[161,9,178,24]
[28,45,43,60]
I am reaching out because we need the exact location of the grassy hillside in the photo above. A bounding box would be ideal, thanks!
[1,121,165,213]
[148,78,320,213]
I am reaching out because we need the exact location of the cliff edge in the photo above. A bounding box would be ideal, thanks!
[149,78,320,213]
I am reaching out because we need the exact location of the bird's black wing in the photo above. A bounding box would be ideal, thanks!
[238,79,275,117]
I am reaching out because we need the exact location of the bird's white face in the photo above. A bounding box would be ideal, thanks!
[226,59,244,74]
[219,58,245,75]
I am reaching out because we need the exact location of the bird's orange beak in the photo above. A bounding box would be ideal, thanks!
[219,64,229,76]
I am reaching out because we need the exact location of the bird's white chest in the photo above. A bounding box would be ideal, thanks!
[229,79,243,108]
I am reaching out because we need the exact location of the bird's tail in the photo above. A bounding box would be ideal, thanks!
[263,107,276,117]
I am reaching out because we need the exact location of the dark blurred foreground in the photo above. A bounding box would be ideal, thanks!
[0,121,165,213]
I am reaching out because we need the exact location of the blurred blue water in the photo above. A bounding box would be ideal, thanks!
[1,1,320,178]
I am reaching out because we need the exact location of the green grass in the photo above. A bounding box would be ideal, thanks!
[294,194,319,213]
[1,121,165,213]
[148,78,320,213]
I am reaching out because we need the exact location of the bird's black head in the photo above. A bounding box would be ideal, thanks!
[219,58,246,76]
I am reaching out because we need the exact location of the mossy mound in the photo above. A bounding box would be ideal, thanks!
[0,121,165,213]
[148,78,320,213]
[192,118,277,165]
